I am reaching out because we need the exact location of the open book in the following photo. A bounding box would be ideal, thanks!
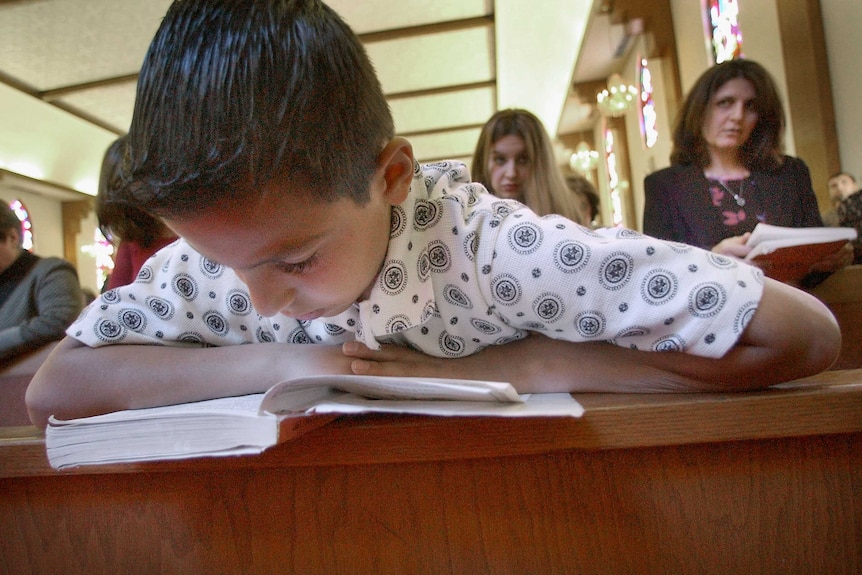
[45,374,584,470]
[743,223,857,282]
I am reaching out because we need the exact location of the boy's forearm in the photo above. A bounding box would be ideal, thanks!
[517,278,837,392]
[27,281,840,428]
[25,337,354,429]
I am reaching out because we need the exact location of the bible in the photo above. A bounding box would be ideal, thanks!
[743,223,857,282]
[45,374,584,469]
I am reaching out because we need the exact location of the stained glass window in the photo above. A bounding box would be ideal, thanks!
[604,128,624,228]
[8,199,33,251]
[81,229,115,290]
[637,57,658,149]
[706,0,743,63]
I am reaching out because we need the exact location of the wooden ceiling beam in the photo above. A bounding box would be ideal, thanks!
[358,15,493,44]
[38,73,139,100]
[386,80,495,101]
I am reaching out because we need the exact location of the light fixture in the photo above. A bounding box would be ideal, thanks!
[596,73,638,117]
[569,141,599,174]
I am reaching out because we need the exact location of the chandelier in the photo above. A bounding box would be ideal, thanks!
[596,73,638,117]
[569,141,599,174]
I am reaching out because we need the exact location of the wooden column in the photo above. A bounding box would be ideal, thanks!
[776,0,840,211]
[61,199,93,268]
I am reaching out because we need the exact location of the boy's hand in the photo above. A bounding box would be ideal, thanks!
[342,341,463,379]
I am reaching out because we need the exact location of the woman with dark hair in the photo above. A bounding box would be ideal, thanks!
[96,136,177,290]
[472,109,584,224]
[643,59,823,257]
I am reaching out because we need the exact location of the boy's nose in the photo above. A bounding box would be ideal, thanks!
[238,272,295,317]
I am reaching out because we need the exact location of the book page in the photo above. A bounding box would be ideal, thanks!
[260,375,523,414]
[306,392,584,418]
[745,223,856,259]
[48,393,267,426]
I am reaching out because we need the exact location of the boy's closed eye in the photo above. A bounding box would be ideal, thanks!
[275,254,318,275]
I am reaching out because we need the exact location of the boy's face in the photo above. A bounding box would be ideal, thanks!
[166,176,398,321]
[828,174,858,204]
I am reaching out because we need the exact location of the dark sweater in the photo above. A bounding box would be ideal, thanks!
[643,156,823,250]
[0,252,83,362]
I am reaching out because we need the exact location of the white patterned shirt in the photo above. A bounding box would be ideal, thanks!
[68,161,765,358]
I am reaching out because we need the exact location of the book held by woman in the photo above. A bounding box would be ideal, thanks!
[743,223,857,282]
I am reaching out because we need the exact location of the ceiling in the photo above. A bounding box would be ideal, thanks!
[0,0,626,177]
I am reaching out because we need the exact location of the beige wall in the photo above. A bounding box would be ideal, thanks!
[822,0,862,180]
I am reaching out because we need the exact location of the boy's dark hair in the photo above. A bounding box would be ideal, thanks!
[121,0,394,217]
[670,58,785,171]
[829,171,858,182]
[0,203,23,246]
[96,136,168,247]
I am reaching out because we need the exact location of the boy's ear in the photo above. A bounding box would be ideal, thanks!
[375,137,414,205]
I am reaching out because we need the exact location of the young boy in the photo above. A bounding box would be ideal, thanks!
[828,172,862,264]
[824,172,859,226]
[26,0,840,428]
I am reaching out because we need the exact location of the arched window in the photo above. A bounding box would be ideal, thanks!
[637,57,658,149]
[8,199,34,251]
[706,0,744,63]
[81,228,115,290]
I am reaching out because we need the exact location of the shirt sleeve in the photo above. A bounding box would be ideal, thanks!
[479,209,765,358]
[67,239,305,348]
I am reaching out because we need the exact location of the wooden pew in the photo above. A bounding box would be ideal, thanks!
[809,264,862,369]
[1,369,860,574]
[0,342,57,427]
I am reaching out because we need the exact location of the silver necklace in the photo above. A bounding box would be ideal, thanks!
[714,178,747,207]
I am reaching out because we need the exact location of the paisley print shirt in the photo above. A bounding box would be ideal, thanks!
[68,161,765,359]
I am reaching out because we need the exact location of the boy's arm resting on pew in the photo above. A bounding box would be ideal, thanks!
[26,278,840,429]
[343,278,841,394]
[25,337,357,429]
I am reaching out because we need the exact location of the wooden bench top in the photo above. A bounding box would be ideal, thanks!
[2,368,860,479]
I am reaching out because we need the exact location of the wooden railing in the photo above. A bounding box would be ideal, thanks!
[808,264,862,369]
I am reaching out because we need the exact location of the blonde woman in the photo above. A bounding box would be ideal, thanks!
[471,108,584,224]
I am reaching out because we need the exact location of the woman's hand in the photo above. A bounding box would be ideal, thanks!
[711,232,752,258]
